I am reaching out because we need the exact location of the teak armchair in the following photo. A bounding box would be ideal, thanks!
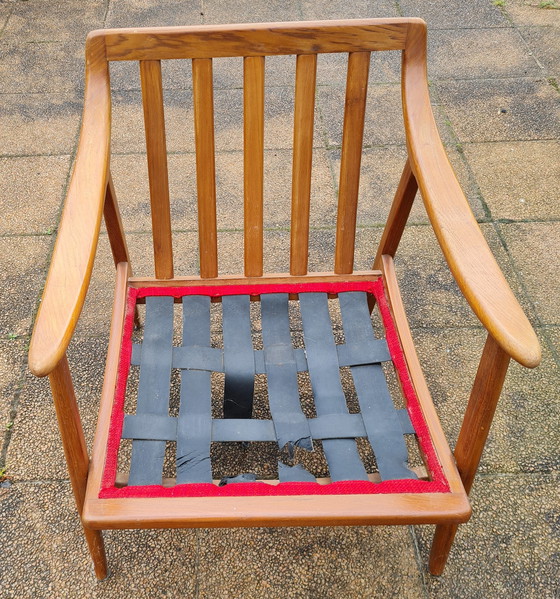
[28,19,541,579]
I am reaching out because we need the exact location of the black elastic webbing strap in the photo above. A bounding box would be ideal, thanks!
[278,462,316,482]
[176,295,213,483]
[299,293,368,482]
[222,295,255,418]
[131,343,388,371]
[122,409,414,443]
[128,296,174,486]
[339,292,416,481]
[261,293,313,452]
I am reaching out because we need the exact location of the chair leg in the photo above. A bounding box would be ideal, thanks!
[428,334,510,575]
[49,355,108,580]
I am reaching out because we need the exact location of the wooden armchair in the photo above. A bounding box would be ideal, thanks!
[28,19,540,579]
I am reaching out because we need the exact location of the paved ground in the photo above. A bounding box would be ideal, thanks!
[1,0,559,597]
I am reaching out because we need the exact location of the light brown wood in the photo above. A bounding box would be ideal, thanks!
[86,262,130,496]
[243,55,265,277]
[429,334,510,575]
[381,255,466,495]
[104,171,131,268]
[290,53,317,276]
[104,172,140,327]
[402,21,540,368]
[102,20,412,61]
[140,59,174,279]
[373,159,418,269]
[128,270,383,288]
[86,262,130,498]
[28,34,111,378]
[49,355,107,580]
[192,58,218,278]
[334,51,370,274]
[83,492,470,530]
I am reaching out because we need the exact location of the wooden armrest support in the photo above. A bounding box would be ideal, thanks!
[28,34,111,377]
[402,22,540,368]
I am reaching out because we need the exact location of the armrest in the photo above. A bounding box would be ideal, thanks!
[28,33,111,377]
[402,22,540,368]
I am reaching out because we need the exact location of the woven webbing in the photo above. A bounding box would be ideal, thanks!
[100,280,451,498]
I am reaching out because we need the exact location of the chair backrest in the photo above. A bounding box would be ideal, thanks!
[95,19,424,281]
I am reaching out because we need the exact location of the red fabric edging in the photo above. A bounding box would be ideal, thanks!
[100,279,450,499]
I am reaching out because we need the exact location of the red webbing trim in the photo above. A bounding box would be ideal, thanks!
[100,280,450,498]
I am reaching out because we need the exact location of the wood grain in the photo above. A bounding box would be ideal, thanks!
[140,59,174,279]
[192,58,218,278]
[243,55,265,277]
[334,51,370,274]
[103,20,413,61]
[290,54,317,276]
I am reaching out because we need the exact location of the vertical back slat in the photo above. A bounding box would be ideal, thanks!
[334,51,371,274]
[243,56,265,277]
[192,58,218,278]
[290,54,317,276]
[140,60,174,279]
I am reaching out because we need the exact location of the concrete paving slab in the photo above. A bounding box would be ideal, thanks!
[111,152,197,232]
[2,0,105,43]
[0,235,50,337]
[414,473,560,598]
[330,143,484,226]
[0,339,25,438]
[202,0,301,24]
[428,28,541,80]
[110,85,324,155]
[435,78,560,142]
[519,26,560,75]
[0,6,11,35]
[542,326,560,366]
[318,83,405,148]
[111,148,337,233]
[399,0,510,29]
[0,155,70,235]
[301,0,399,20]
[463,140,560,221]
[315,50,402,87]
[109,56,194,91]
[377,223,538,329]
[197,526,425,599]
[504,0,560,27]
[499,221,560,325]
[318,82,455,149]
[0,92,81,156]
[411,327,559,473]
[105,0,203,28]
[0,41,84,94]
[111,89,195,154]
[6,337,108,480]
[0,481,198,598]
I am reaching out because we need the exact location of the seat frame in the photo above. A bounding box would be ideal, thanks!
[28,19,540,579]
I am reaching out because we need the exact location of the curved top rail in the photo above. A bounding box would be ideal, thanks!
[100,18,422,61]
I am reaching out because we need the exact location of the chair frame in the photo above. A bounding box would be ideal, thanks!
[28,19,540,579]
